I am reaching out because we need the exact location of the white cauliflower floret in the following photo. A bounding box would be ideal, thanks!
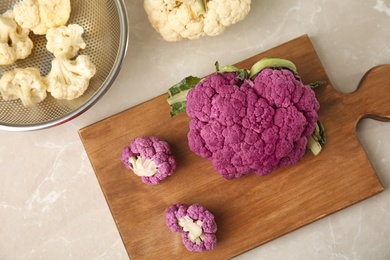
[0,11,33,65]
[204,0,250,35]
[13,0,71,35]
[46,24,86,59]
[167,3,205,40]
[0,67,47,108]
[144,0,251,41]
[45,55,96,100]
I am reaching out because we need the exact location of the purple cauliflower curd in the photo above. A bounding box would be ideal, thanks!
[121,136,177,185]
[166,57,325,179]
[186,68,319,179]
[166,203,217,252]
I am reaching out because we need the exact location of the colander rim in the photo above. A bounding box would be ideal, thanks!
[0,0,129,132]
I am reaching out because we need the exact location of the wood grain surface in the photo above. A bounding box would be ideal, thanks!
[78,35,386,260]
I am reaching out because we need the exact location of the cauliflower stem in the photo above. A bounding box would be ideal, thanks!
[307,120,326,155]
[249,57,298,79]
[180,0,208,17]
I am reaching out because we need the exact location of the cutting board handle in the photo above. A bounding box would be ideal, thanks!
[348,64,390,122]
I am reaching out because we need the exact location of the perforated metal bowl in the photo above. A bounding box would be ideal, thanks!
[0,0,128,131]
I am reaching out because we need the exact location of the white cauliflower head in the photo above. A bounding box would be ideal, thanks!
[0,67,47,108]
[45,55,96,100]
[144,0,251,41]
[46,24,86,59]
[13,0,71,35]
[0,11,33,65]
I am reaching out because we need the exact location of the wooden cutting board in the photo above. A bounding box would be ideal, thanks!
[79,35,387,259]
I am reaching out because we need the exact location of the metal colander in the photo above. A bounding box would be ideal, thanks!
[0,0,128,131]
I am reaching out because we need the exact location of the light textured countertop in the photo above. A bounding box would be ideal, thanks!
[1,1,390,259]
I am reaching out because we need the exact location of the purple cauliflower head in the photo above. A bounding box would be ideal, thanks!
[186,69,319,179]
[121,136,177,185]
[166,203,217,252]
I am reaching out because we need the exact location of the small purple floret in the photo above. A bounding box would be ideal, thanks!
[165,203,217,252]
[120,136,176,185]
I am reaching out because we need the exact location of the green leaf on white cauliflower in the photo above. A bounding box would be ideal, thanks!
[144,0,251,41]
[0,10,33,65]
[45,55,96,100]
[46,24,86,59]
[0,67,47,108]
[13,0,71,35]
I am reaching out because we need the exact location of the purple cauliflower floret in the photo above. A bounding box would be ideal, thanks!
[165,203,217,252]
[120,136,176,185]
[186,69,319,179]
